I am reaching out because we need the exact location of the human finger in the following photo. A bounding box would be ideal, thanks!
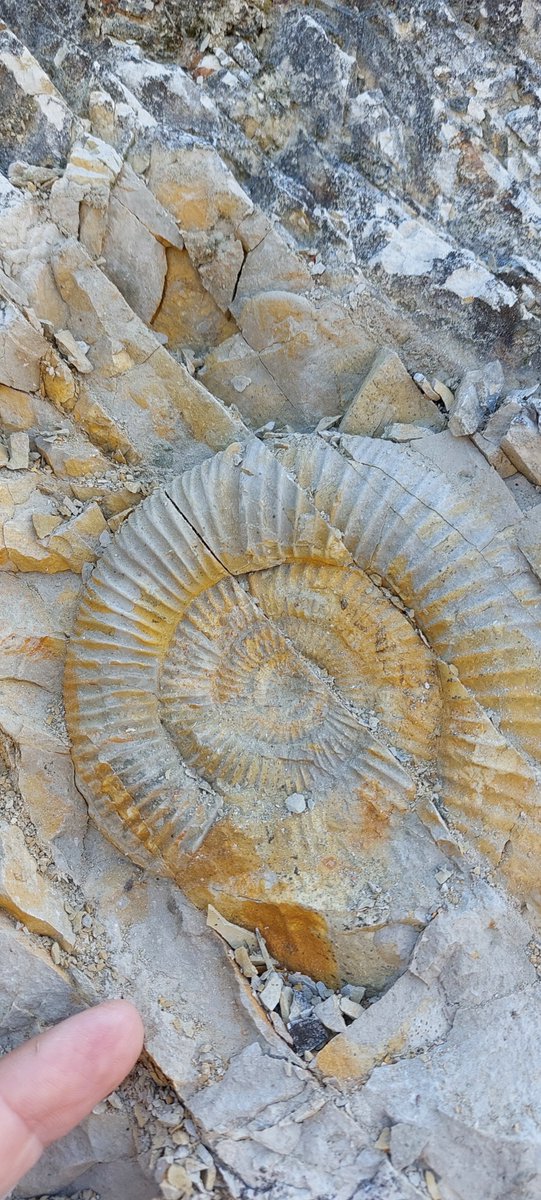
[0,998,144,1196]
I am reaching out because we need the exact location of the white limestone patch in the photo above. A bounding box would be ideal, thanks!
[0,44,69,133]
[376,219,453,276]
[443,264,516,310]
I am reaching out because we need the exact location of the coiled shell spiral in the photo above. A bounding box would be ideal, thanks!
[65,434,541,986]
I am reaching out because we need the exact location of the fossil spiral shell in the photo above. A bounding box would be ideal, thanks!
[65,435,541,985]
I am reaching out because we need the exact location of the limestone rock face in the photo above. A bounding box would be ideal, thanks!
[1,3,541,1199]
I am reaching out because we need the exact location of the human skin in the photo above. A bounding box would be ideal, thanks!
[0,1000,144,1198]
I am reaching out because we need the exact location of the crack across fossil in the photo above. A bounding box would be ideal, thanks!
[162,485,413,799]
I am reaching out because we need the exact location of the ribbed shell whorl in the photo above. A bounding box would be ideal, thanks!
[65,435,541,984]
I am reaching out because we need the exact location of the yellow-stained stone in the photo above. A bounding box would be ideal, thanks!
[0,383,41,430]
[3,513,71,573]
[148,143,253,233]
[52,240,245,465]
[4,494,105,573]
[73,385,140,464]
[0,819,74,949]
[471,431,516,478]
[70,481,143,517]
[47,502,107,571]
[102,193,168,324]
[108,507,134,532]
[40,348,77,411]
[235,291,375,422]
[339,348,445,436]
[200,332,299,426]
[32,512,63,539]
[152,246,237,354]
[35,433,111,479]
[316,972,449,1081]
[230,227,312,307]
[0,473,37,506]
[501,412,541,486]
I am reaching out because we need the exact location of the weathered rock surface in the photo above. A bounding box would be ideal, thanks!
[448,360,504,437]
[0,818,74,947]
[340,348,445,437]
[501,405,541,486]
[1,3,541,1198]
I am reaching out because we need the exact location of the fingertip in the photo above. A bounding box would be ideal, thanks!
[92,997,145,1041]
[97,998,145,1058]
[75,998,145,1072]
[0,997,145,1192]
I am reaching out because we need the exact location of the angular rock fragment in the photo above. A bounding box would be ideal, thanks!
[382,422,426,442]
[259,971,283,1012]
[316,970,450,1081]
[152,246,237,355]
[53,328,93,373]
[6,430,29,470]
[0,302,49,391]
[49,133,122,244]
[39,348,77,412]
[0,914,80,1044]
[501,406,541,486]
[268,10,355,140]
[340,348,445,437]
[0,819,74,948]
[200,332,297,425]
[51,239,245,467]
[207,904,258,952]
[35,432,110,479]
[0,382,61,431]
[46,502,108,571]
[313,994,347,1033]
[289,1013,329,1054]
[0,29,76,173]
[389,1122,429,1171]
[515,504,541,580]
[32,512,62,538]
[448,360,504,437]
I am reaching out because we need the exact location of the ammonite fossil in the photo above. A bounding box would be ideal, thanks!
[65,434,541,987]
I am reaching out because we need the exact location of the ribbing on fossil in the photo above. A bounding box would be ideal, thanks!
[64,435,541,986]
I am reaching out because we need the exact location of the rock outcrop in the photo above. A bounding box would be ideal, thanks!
[1,4,541,1199]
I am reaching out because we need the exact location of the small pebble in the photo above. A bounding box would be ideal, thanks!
[341,983,366,1003]
[279,985,293,1023]
[289,1014,328,1054]
[259,971,283,1011]
[234,945,258,978]
[285,792,306,814]
[340,996,363,1019]
[431,378,454,409]
[413,371,440,401]
[375,1126,392,1151]
[313,995,347,1033]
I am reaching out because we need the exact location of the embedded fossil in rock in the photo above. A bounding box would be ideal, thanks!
[65,434,541,988]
